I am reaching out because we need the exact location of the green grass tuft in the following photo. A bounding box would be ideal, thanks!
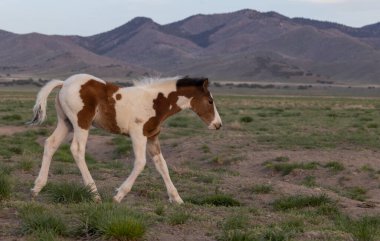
[250,184,273,194]
[222,214,249,231]
[219,230,254,241]
[53,144,97,164]
[18,159,34,171]
[240,116,253,123]
[2,114,22,121]
[273,194,332,211]
[336,215,380,241]
[0,172,12,201]
[167,210,190,225]
[79,203,146,240]
[302,175,316,187]
[324,161,345,172]
[260,228,287,241]
[19,204,66,235]
[186,193,240,207]
[112,136,133,158]
[265,161,318,176]
[344,186,367,201]
[43,182,96,204]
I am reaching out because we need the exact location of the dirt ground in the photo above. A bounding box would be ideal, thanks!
[1,123,380,240]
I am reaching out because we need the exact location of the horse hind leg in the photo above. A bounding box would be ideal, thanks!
[31,97,71,197]
[70,127,101,202]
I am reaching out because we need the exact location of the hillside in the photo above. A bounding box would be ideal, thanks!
[1,9,380,83]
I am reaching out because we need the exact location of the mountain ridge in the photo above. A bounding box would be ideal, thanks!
[1,9,380,83]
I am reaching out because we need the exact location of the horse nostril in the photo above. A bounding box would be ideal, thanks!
[215,123,222,129]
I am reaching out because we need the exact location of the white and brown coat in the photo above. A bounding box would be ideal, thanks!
[29,74,222,203]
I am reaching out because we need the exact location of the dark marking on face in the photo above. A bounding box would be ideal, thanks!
[135,118,143,124]
[77,80,121,133]
[116,94,122,100]
[143,77,215,137]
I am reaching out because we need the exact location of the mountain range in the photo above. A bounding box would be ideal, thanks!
[1,9,380,83]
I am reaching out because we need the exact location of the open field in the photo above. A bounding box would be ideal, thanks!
[1,88,380,241]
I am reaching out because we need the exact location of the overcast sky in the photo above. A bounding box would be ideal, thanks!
[0,0,379,36]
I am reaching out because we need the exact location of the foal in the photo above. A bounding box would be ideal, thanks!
[28,74,222,203]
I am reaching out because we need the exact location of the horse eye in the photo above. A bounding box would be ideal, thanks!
[208,99,213,104]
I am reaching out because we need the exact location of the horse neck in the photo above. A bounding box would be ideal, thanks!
[148,84,196,123]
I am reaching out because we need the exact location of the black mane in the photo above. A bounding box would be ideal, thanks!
[176,76,208,88]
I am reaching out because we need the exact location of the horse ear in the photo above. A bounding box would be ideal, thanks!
[202,78,209,91]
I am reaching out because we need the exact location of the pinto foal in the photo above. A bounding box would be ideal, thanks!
[28,74,222,203]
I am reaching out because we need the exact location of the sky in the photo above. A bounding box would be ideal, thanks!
[0,0,379,36]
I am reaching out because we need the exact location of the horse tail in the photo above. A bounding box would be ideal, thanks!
[27,79,64,125]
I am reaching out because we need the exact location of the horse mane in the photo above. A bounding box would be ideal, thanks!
[133,76,182,87]
[133,76,208,88]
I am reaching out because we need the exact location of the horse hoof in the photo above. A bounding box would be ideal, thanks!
[112,196,122,203]
[169,196,184,204]
[30,190,38,201]
[94,195,102,203]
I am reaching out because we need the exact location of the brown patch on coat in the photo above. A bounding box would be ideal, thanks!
[77,80,121,133]
[116,94,122,100]
[143,78,215,137]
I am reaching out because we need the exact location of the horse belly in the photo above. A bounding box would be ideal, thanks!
[92,108,125,134]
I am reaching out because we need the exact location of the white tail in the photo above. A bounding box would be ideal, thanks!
[27,79,64,125]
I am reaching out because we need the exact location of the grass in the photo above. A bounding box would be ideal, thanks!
[79,203,146,240]
[270,156,290,162]
[0,130,43,158]
[264,161,318,176]
[53,144,97,164]
[324,161,345,172]
[221,214,249,230]
[186,193,240,207]
[17,159,34,172]
[112,136,133,158]
[336,215,380,241]
[0,172,12,201]
[42,182,96,204]
[301,175,317,187]
[2,114,22,121]
[168,116,190,127]
[219,230,254,241]
[240,116,253,123]
[2,91,380,240]
[272,194,332,211]
[344,186,368,201]
[19,203,66,236]
[249,184,273,194]
[167,210,191,225]
[201,144,211,153]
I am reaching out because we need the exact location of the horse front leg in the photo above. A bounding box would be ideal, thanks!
[113,130,147,203]
[147,135,183,204]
